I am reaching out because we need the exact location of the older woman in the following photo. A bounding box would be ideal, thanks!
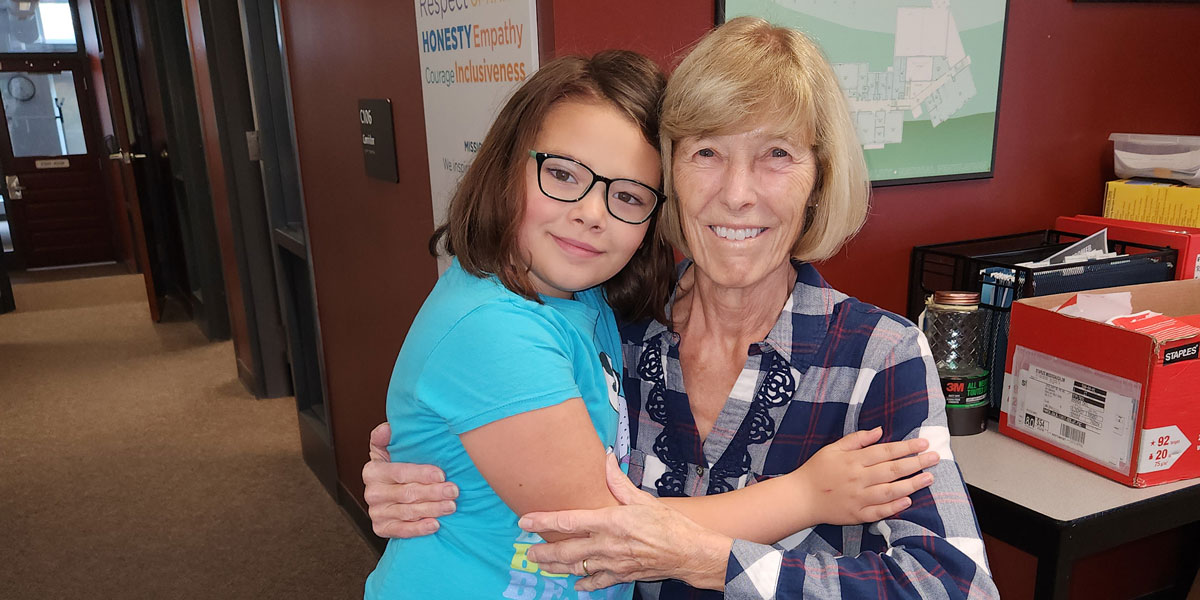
[364,17,998,599]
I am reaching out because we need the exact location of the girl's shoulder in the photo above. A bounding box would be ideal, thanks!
[428,275,556,336]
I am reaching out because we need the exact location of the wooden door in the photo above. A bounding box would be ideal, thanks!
[86,0,161,319]
[0,59,112,268]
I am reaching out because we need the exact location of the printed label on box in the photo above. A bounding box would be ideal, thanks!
[1138,425,1189,473]
[1009,347,1140,472]
[1164,342,1200,366]
[1001,372,1015,414]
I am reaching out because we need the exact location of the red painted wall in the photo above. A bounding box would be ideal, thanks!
[548,0,715,66]
[547,3,1200,596]
[552,0,1200,313]
[277,0,437,506]
[275,0,1200,554]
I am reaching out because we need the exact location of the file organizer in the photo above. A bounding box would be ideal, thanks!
[906,231,1177,418]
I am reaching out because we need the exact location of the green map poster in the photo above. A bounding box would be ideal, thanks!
[721,0,1008,185]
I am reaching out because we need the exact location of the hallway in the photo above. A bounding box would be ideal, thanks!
[0,271,378,598]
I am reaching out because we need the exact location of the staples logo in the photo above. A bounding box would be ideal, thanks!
[1163,342,1199,366]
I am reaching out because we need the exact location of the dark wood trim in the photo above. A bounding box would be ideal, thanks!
[242,0,336,496]
[297,408,337,496]
[0,248,15,313]
[192,0,291,396]
[338,480,386,555]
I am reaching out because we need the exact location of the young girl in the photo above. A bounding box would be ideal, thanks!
[365,50,673,600]
[365,51,933,599]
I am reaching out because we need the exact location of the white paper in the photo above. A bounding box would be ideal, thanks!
[1045,229,1108,265]
[1054,292,1133,323]
[1017,229,1120,269]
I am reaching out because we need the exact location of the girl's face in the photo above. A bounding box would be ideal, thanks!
[518,99,661,299]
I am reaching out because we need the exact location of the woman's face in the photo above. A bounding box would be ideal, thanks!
[672,127,817,290]
[518,99,661,299]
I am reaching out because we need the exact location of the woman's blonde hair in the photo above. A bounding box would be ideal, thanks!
[659,16,869,262]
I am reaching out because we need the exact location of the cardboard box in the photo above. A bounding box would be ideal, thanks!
[1103,179,1200,228]
[1000,279,1200,487]
[1055,215,1200,280]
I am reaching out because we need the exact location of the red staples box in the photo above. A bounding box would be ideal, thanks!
[1000,279,1200,487]
[1055,215,1200,280]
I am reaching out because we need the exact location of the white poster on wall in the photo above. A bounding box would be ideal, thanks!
[414,0,540,273]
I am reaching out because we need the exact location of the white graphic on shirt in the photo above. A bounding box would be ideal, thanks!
[598,352,630,466]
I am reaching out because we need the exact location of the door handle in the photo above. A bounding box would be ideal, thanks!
[5,175,24,199]
[106,150,146,164]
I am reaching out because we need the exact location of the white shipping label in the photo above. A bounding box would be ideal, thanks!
[1000,371,1014,415]
[1138,425,1189,473]
[1012,361,1138,472]
[1193,255,1199,280]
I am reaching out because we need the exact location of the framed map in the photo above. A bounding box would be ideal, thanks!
[717,0,1010,186]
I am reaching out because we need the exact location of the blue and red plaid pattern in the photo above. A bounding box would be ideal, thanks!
[620,261,998,600]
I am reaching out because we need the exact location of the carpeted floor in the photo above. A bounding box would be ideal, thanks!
[0,271,379,599]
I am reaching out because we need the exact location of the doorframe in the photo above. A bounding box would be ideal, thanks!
[137,0,229,339]
[237,0,337,499]
[184,0,292,398]
[0,0,112,271]
[101,0,231,337]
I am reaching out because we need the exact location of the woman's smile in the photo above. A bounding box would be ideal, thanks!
[708,225,768,242]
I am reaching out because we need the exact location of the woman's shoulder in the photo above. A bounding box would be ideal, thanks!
[831,294,918,332]
[822,294,931,372]
[792,265,927,369]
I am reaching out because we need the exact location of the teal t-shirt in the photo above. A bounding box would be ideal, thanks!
[365,259,633,600]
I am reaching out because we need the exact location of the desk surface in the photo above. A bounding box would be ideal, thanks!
[949,423,1200,523]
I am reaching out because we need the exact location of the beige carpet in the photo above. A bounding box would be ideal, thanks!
[0,272,379,599]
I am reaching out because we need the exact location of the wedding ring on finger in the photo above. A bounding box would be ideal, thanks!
[582,558,592,577]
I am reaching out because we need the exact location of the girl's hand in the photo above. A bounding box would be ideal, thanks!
[362,422,459,538]
[793,427,938,526]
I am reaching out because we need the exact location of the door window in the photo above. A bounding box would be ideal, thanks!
[3,70,87,157]
[0,0,77,53]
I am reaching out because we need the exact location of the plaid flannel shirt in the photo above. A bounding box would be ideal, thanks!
[621,261,999,600]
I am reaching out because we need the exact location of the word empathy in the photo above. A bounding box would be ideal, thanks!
[420,19,525,53]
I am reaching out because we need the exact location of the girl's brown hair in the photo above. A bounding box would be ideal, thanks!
[430,50,674,323]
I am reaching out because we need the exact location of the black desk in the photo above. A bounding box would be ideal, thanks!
[950,424,1200,599]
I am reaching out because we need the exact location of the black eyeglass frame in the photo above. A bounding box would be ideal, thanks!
[529,150,666,225]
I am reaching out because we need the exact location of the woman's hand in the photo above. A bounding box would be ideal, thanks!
[792,427,938,526]
[519,454,733,592]
[362,422,459,538]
